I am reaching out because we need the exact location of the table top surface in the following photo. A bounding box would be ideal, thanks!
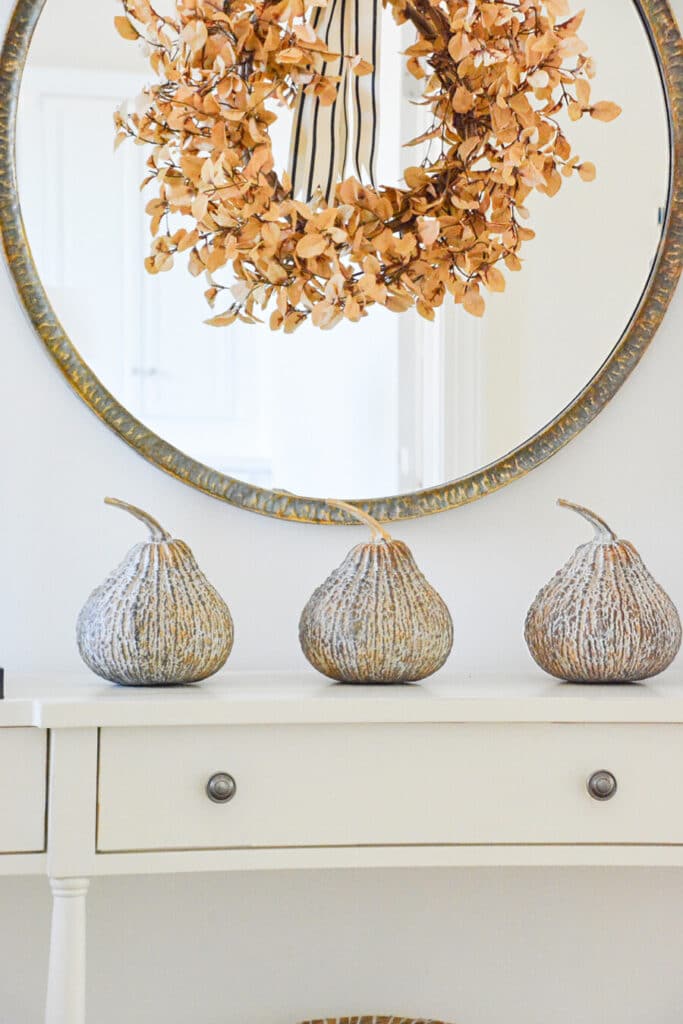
[3,668,683,728]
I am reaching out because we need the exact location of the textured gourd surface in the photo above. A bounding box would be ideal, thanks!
[525,538,681,683]
[299,1018,453,1024]
[77,539,234,686]
[299,538,453,684]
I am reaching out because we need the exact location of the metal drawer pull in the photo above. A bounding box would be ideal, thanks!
[587,770,617,801]
[206,772,237,804]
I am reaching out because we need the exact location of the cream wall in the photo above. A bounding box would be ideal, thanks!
[1,0,683,1020]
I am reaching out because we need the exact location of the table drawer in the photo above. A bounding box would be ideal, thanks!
[97,723,683,852]
[0,729,47,853]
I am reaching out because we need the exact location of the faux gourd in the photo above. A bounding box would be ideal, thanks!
[299,501,453,683]
[525,500,681,683]
[77,498,234,686]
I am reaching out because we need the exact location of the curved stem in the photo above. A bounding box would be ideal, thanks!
[104,497,172,542]
[324,498,393,541]
[557,498,617,542]
[272,489,393,540]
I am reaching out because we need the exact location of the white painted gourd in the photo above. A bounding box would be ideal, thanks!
[525,499,681,683]
[299,501,453,683]
[77,498,234,686]
[300,1017,452,1024]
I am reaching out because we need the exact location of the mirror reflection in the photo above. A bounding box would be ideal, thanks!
[17,0,669,499]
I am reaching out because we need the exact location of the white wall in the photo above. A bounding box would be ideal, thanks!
[1,0,683,1020]
[5,869,683,1024]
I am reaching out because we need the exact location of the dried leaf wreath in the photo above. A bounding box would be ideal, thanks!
[114,0,621,331]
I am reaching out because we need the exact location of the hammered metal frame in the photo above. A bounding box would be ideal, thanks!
[1,0,682,524]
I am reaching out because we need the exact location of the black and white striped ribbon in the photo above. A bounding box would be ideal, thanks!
[288,0,381,204]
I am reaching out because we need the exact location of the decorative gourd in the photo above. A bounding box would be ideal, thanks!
[525,499,681,683]
[77,498,234,686]
[299,500,453,683]
[300,1017,453,1024]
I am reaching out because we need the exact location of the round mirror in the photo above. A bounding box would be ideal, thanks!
[2,0,682,522]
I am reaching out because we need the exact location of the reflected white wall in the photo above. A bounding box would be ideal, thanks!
[481,0,668,457]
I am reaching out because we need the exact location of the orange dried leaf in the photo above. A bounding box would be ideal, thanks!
[417,217,440,246]
[296,233,327,258]
[205,312,238,328]
[350,56,373,76]
[114,15,139,40]
[403,166,429,189]
[416,299,435,321]
[452,86,474,113]
[590,101,622,123]
[463,287,485,317]
[483,266,506,293]
[181,19,208,53]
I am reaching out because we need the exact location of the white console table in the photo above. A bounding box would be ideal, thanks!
[3,670,683,1023]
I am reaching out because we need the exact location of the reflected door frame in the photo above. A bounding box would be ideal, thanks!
[396,36,483,493]
[17,64,274,485]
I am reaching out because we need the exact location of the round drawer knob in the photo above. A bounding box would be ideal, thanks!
[206,772,237,804]
[587,770,617,801]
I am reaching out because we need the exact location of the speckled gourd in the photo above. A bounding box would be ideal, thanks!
[300,1017,453,1024]
[525,499,681,683]
[299,500,453,683]
[77,498,234,686]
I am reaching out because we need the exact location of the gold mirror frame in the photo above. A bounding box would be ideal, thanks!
[1,0,682,525]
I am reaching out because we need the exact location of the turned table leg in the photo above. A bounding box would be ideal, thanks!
[45,878,90,1024]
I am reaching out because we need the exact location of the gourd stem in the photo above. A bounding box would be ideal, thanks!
[272,489,393,540]
[557,498,617,542]
[104,497,172,542]
[324,498,393,541]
